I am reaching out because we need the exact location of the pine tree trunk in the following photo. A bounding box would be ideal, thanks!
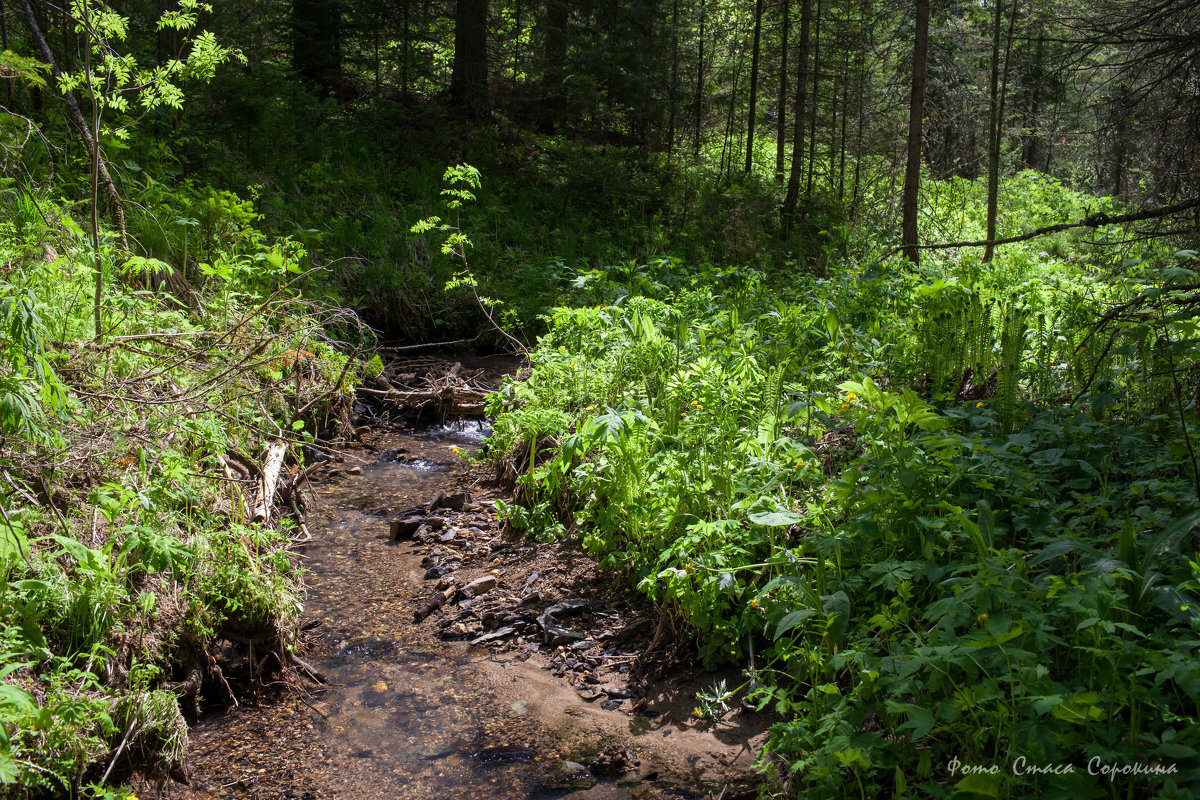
[694,0,706,158]
[451,0,490,119]
[540,0,567,131]
[1020,30,1046,171]
[667,0,680,162]
[806,0,821,194]
[984,0,1018,262]
[745,0,764,173]
[781,0,811,221]
[775,0,789,182]
[0,0,13,108]
[292,0,343,95]
[901,0,930,264]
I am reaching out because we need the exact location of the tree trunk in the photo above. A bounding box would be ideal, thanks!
[983,0,1003,262]
[0,0,13,108]
[451,0,490,120]
[540,0,567,131]
[511,0,523,81]
[901,0,930,265]
[837,54,849,203]
[401,0,410,99]
[1111,85,1130,201]
[983,0,1018,263]
[775,0,789,182]
[744,0,764,173]
[1020,30,1046,171]
[805,0,820,194]
[849,23,866,219]
[694,0,706,158]
[721,38,746,177]
[667,0,680,162]
[292,0,343,95]
[781,0,811,221]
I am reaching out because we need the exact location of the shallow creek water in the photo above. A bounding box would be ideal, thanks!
[173,414,743,800]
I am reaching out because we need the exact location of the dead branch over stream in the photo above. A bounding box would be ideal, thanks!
[356,358,498,419]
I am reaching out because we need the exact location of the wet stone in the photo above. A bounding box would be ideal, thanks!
[590,744,640,775]
[469,626,516,645]
[429,490,471,512]
[461,575,497,599]
[390,516,424,540]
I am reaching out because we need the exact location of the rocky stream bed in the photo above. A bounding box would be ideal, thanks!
[165,358,770,800]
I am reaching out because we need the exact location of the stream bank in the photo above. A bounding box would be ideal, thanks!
[165,358,769,800]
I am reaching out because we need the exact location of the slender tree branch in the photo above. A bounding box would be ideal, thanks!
[885,196,1200,260]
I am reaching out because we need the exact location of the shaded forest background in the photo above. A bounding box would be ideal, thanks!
[5,0,1198,341]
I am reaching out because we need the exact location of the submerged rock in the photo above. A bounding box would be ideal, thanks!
[473,745,537,766]
[543,759,597,790]
[589,744,640,775]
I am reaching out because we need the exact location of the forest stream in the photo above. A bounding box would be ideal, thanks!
[169,359,764,800]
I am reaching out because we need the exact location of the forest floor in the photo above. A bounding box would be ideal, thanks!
[161,357,769,800]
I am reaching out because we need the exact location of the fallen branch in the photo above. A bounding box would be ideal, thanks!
[884,196,1200,259]
[289,653,327,684]
[355,387,489,403]
[252,442,287,524]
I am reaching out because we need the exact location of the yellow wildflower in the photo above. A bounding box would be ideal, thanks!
[847,392,858,401]
[976,401,984,408]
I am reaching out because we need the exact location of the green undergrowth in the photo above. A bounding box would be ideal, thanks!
[0,184,358,796]
[486,207,1200,796]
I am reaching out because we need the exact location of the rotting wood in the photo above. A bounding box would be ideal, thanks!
[253,442,287,523]
[415,585,459,622]
[220,457,250,521]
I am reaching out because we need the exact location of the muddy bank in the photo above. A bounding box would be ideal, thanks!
[168,362,768,800]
